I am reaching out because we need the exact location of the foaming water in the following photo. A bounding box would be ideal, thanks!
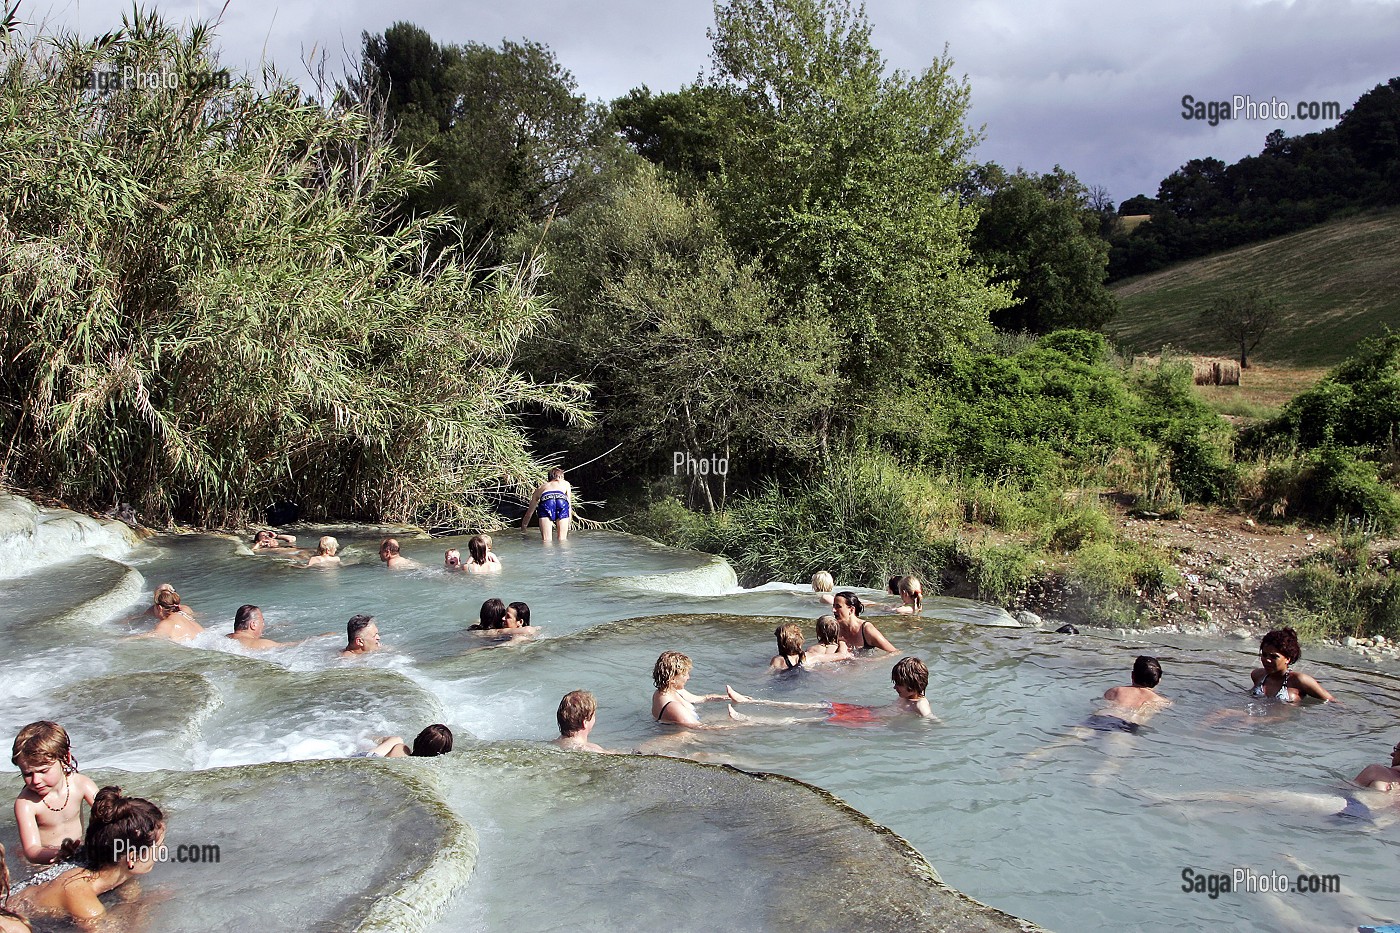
[4,520,1399,931]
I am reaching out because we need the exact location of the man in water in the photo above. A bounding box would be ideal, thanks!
[378,538,419,570]
[552,690,614,753]
[341,615,382,656]
[226,605,288,650]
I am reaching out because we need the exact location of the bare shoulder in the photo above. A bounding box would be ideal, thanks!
[76,773,99,797]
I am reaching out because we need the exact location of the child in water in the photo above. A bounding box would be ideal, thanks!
[12,722,99,864]
[6,786,164,922]
[304,536,340,567]
[768,622,847,672]
[810,571,836,606]
[806,615,853,660]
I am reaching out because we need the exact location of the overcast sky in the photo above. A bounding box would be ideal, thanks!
[33,0,1400,202]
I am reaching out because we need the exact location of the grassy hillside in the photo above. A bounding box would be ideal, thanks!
[1108,208,1400,366]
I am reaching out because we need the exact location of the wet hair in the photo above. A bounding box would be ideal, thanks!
[12,721,74,771]
[508,601,531,627]
[233,604,260,632]
[444,548,462,567]
[1260,627,1302,664]
[253,530,275,544]
[379,538,401,557]
[410,725,453,757]
[815,615,840,645]
[317,536,338,556]
[834,591,863,616]
[810,571,834,593]
[556,690,597,737]
[899,576,923,611]
[347,614,376,644]
[478,598,508,630]
[155,587,182,612]
[467,535,489,565]
[1132,656,1163,688]
[84,786,164,868]
[547,467,565,481]
[887,576,904,595]
[775,623,805,664]
[653,651,692,689]
[0,842,27,929]
[891,657,929,696]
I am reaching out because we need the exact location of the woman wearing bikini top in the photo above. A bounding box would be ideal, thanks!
[1250,627,1333,703]
[832,592,897,655]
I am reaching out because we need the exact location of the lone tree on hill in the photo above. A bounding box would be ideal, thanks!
[1200,287,1283,369]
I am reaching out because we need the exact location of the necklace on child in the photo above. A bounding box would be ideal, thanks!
[42,776,70,812]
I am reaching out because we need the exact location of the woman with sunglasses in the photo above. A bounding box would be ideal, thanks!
[1250,627,1333,703]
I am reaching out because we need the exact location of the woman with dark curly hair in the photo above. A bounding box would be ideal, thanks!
[1249,627,1333,703]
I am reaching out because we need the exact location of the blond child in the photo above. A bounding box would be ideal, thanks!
[305,536,341,567]
[12,723,98,864]
[810,571,836,606]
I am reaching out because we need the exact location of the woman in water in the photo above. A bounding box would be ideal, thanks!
[522,468,573,542]
[1249,627,1333,703]
[368,725,454,758]
[505,602,531,628]
[250,529,298,552]
[832,592,897,654]
[6,786,164,923]
[139,587,203,641]
[651,652,746,726]
[469,598,509,631]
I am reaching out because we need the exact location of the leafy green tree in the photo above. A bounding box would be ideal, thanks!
[704,0,1011,413]
[517,163,839,508]
[0,11,587,527]
[361,25,613,262]
[1200,287,1283,369]
[611,84,752,182]
[968,164,1118,334]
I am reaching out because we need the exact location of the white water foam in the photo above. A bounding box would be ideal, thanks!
[0,494,144,578]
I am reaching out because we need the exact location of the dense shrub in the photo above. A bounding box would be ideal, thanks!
[627,450,959,588]
[0,13,587,526]
[1244,334,1400,454]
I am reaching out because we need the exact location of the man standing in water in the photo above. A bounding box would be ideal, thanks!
[341,615,382,656]
[522,467,573,542]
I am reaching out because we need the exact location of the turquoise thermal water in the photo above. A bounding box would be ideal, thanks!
[2,527,1398,932]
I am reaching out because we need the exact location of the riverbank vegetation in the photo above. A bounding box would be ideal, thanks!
[2,0,1397,634]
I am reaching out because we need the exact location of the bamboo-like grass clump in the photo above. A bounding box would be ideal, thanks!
[0,6,589,527]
